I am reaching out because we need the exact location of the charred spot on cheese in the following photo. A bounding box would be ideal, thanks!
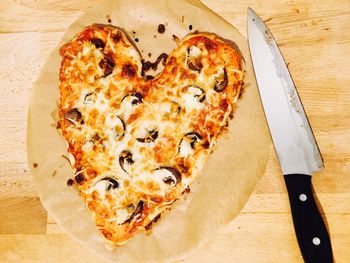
[119,150,134,173]
[202,140,210,149]
[122,200,144,224]
[136,129,158,143]
[74,173,86,185]
[121,92,143,105]
[177,158,190,173]
[204,37,217,51]
[155,167,182,186]
[188,61,203,72]
[112,31,122,42]
[141,53,168,77]
[90,38,105,49]
[121,63,136,79]
[219,99,229,111]
[99,53,115,77]
[91,133,101,143]
[64,108,83,125]
[214,68,228,92]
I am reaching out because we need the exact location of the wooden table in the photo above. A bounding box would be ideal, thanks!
[0,0,349,262]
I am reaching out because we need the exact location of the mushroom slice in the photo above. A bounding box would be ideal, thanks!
[100,177,119,190]
[182,86,205,113]
[90,38,105,49]
[64,108,83,125]
[186,45,203,73]
[114,116,125,139]
[154,167,182,186]
[120,92,143,119]
[121,92,143,105]
[179,132,202,157]
[171,101,182,114]
[83,92,95,104]
[122,201,145,224]
[136,129,158,143]
[159,99,181,116]
[105,115,125,140]
[214,68,228,92]
[186,86,206,103]
[188,61,203,72]
[184,132,202,148]
[119,150,134,174]
[89,177,119,197]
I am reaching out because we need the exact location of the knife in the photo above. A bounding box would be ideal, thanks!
[247,8,333,263]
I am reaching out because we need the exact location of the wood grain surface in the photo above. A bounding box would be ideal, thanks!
[0,0,349,262]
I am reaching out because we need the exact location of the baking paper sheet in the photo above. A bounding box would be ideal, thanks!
[27,0,270,262]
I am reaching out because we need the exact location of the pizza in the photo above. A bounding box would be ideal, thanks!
[58,24,244,246]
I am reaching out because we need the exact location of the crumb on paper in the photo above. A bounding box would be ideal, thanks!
[33,163,38,168]
[67,178,74,186]
[172,34,180,43]
[189,24,193,30]
[106,15,112,23]
[158,24,166,33]
[52,170,57,177]
[181,15,184,23]
[182,186,190,194]
[61,154,70,163]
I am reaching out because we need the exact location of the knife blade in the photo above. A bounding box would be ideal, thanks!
[247,7,333,263]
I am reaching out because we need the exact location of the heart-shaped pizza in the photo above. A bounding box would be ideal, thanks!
[58,24,244,246]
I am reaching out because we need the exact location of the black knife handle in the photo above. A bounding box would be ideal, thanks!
[284,174,333,263]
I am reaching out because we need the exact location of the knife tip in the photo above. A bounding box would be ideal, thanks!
[247,7,254,16]
[247,7,259,21]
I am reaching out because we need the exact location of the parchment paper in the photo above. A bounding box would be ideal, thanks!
[27,0,270,262]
